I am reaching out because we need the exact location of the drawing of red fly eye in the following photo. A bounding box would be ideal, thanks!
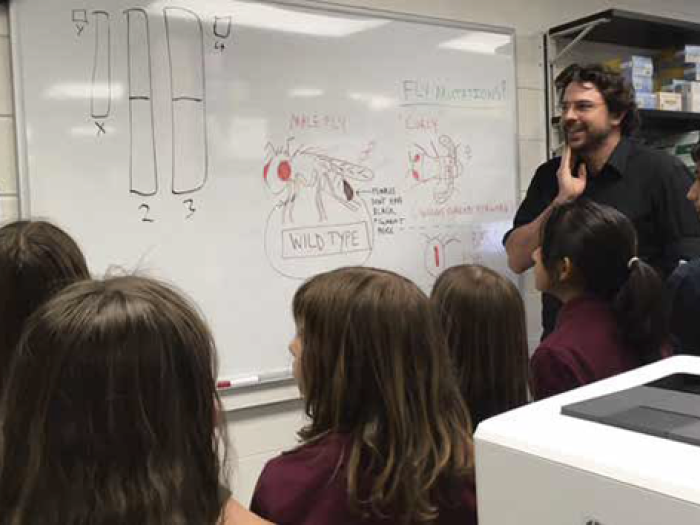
[278,160,292,181]
[410,153,421,180]
[263,161,271,181]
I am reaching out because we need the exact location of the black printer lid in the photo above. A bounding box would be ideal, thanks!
[562,374,700,446]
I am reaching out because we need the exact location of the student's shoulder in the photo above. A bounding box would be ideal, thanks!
[531,342,582,399]
[259,433,348,485]
[669,259,700,300]
[531,338,579,370]
[220,498,272,525]
[670,258,700,282]
[252,433,350,521]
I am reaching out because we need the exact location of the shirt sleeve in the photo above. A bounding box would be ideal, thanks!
[249,463,273,521]
[656,156,700,267]
[502,159,560,245]
[530,344,581,400]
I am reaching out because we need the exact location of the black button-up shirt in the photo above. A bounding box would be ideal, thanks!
[505,136,700,337]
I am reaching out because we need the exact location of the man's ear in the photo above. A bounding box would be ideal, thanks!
[610,110,626,128]
[557,257,575,283]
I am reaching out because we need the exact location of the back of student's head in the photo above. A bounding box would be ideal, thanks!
[541,199,668,363]
[431,264,529,427]
[0,275,227,525]
[0,220,89,389]
[292,266,472,524]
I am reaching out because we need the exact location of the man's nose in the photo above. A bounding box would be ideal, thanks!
[562,106,577,124]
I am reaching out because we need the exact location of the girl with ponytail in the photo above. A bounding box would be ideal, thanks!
[530,199,670,400]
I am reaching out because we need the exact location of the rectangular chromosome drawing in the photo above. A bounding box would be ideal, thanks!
[164,7,208,194]
[91,10,111,119]
[125,8,158,196]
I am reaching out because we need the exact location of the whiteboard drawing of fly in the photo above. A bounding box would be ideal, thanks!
[408,135,470,205]
[263,138,375,224]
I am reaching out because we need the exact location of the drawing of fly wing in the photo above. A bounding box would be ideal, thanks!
[312,154,374,181]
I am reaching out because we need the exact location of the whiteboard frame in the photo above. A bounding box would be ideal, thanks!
[9,0,521,411]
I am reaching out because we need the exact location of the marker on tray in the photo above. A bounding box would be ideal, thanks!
[216,369,292,391]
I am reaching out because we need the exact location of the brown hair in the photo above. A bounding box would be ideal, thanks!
[0,276,228,525]
[293,266,473,524]
[0,220,89,389]
[555,63,641,136]
[431,265,529,427]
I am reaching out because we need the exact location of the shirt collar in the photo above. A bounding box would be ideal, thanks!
[556,294,610,327]
[602,136,632,178]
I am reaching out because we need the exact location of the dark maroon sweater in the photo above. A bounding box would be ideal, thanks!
[250,433,477,525]
[531,295,666,400]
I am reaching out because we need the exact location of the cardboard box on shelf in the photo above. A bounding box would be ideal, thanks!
[604,55,654,76]
[621,55,654,76]
[656,92,683,111]
[623,70,653,93]
[635,92,656,109]
[683,93,700,113]
[668,81,700,112]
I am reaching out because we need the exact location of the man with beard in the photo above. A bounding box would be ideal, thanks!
[504,63,700,339]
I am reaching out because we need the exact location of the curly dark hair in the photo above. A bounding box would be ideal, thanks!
[555,63,641,136]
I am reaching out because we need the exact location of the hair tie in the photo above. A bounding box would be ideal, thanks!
[627,256,640,269]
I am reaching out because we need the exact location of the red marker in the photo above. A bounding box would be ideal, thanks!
[216,370,292,391]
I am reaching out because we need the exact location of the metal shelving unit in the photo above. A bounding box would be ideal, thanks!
[545,9,700,158]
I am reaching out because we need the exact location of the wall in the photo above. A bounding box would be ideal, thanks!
[2,0,700,507]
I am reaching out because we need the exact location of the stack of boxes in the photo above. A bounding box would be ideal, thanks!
[656,45,700,112]
[597,49,700,164]
[601,47,700,112]
[621,56,655,109]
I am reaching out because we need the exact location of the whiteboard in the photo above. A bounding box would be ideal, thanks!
[10,0,519,387]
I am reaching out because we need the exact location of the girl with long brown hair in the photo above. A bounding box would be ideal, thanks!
[0,220,89,390]
[431,264,529,428]
[251,266,476,525]
[0,275,270,525]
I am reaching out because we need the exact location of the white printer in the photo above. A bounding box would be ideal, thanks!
[475,355,700,524]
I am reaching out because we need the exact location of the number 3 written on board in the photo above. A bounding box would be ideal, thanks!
[184,199,196,219]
